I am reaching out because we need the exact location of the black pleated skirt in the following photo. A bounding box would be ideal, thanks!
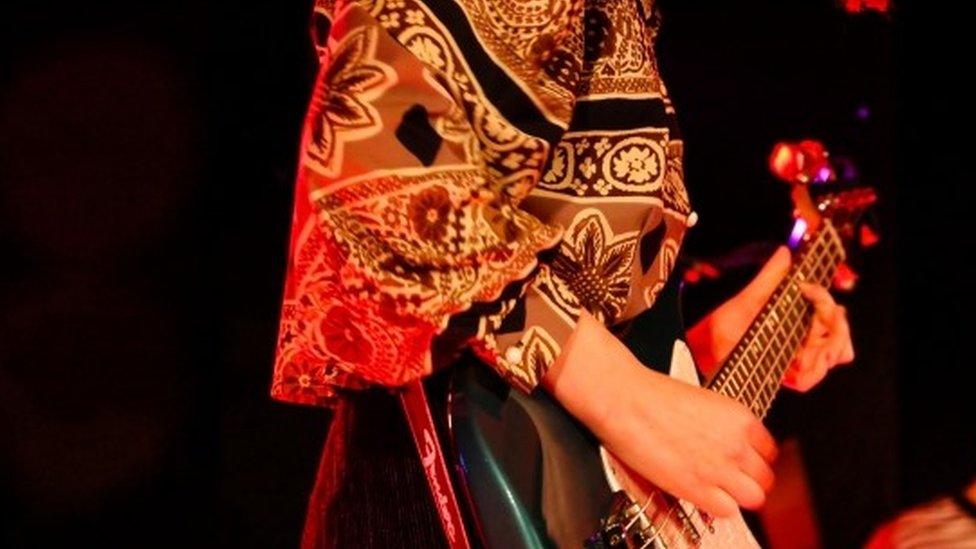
[301,277,687,548]
[300,380,446,549]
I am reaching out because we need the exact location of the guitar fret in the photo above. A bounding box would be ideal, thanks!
[743,344,764,398]
[762,227,842,409]
[726,376,741,394]
[757,311,804,413]
[754,331,770,354]
[708,220,847,415]
[755,288,813,415]
[738,288,793,406]
[732,359,747,386]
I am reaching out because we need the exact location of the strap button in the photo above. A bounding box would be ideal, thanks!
[504,345,524,364]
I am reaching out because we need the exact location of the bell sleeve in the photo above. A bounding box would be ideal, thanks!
[271,0,584,406]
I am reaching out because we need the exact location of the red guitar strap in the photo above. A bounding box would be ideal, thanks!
[399,379,473,549]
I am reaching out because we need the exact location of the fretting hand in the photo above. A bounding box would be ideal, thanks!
[687,246,855,391]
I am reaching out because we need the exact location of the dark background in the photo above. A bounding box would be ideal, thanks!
[0,0,971,547]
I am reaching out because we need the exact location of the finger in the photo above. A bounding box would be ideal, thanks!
[833,306,855,364]
[792,344,817,375]
[786,340,823,386]
[746,420,778,463]
[782,365,797,389]
[799,282,837,324]
[805,323,828,346]
[814,348,832,387]
[789,349,830,392]
[740,446,776,493]
[823,306,853,368]
[798,281,833,307]
[699,487,740,519]
[807,308,831,341]
[840,339,856,364]
[720,470,767,510]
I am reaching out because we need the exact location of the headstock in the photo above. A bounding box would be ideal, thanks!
[769,139,879,290]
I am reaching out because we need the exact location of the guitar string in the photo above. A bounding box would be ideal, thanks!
[659,500,712,548]
[636,224,843,546]
[642,501,682,549]
[718,217,843,399]
[750,243,843,414]
[758,305,805,413]
[747,275,815,414]
[726,227,830,408]
[746,232,844,414]
[623,224,844,547]
[750,289,809,415]
[626,491,692,549]
[626,494,657,532]
[677,502,707,548]
[652,238,829,545]
[722,224,841,413]
[687,506,713,535]
[746,243,838,415]
[629,489,717,548]
[715,235,820,402]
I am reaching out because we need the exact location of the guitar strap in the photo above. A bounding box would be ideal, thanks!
[399,379,473,549]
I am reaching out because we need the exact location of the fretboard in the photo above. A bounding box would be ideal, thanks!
[706,222,846,418]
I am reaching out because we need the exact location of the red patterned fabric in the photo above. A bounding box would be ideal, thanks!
[272,0,691,406]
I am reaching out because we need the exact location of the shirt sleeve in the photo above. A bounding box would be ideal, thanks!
[271,0,584,406]
[431,0,691,394]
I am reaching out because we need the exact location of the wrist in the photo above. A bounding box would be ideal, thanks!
[542,309,644,434]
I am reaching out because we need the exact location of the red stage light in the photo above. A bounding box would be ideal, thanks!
[844,0,891,14]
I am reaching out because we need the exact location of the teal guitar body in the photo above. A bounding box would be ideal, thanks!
[439,276,748,548]
[435,184,872,548]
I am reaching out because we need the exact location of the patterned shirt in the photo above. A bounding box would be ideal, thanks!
[271,0,693,407]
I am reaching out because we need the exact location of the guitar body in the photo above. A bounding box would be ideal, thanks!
[443,278,758,548]
[436,177,874,548]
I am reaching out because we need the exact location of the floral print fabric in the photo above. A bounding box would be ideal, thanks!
[271,0,692,406]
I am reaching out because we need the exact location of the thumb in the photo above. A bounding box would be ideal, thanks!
[737,246,792,306]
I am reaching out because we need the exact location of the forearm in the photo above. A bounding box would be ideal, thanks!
[541,309,655,435]
[541,308,778,518]
[542,309,619,428]
[686,305,732,380]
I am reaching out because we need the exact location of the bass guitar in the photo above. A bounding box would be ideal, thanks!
[427,174,876,548]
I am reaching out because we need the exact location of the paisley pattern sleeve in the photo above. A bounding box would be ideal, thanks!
[428,0,694,393]
[271,0,585,406]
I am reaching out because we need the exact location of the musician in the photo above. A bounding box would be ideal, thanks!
[271,0,855,546]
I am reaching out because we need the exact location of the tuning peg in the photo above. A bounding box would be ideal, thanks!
[833,262,859,292]
[769,139,835,185]
[843,0,891,14]
[770,142,803,183]
[859,223,880,248]
[683,260,722,285]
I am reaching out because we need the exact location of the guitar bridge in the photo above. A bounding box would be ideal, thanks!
[586,491,655,549]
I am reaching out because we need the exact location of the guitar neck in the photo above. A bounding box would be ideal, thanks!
[706,222,846,418]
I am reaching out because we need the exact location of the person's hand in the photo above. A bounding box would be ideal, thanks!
[599,365,777,517]
[784,281,855,391]
[686,246,854,391]
[543,310,778,518]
